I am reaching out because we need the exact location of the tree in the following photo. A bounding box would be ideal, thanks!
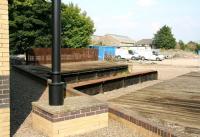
[187,41,198,51]
[196,43,200,52]
[61,3,95,48]
[9,0,52,54]
[9,0,95,54]
[153,25,176,49]
[178,40,187,50]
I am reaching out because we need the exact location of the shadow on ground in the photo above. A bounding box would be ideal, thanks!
[10,67,47,136]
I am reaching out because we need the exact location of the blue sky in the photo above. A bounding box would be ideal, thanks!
[63,0,200,42]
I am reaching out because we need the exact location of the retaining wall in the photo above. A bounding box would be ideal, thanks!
[73,71,158,95]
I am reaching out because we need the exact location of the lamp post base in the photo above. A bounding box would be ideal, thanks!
[49,82,64,106]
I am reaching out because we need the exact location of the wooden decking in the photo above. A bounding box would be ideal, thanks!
[13,61,128,82]
[110,71,200,136]
[45,61,127,73]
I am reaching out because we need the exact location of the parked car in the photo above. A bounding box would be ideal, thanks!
[115,49,135,60]
[152,51,165,61]
[128,50,141,60]
[139,51,165,61]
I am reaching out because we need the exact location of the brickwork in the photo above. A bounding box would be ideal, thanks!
[0,108,10,136]
[32,112,108,137]
[109,113,161,137]
[32,102,108,137]
[0,0,9,106]
[32,104,108,122]
[109,107,177,137]
[0,76,9,106]
[0,0,10,136]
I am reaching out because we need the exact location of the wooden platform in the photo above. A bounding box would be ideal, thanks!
[13,61,128,84]
[44,61,127,73]
[70,70,157,95]
[110,71,200,136]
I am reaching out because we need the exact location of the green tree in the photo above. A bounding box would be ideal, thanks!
[9,0,95,54]
[178,40,187,50]
[187,41,200,52]
[9,0,52,54]
[153,25,176,49]
[196,43,200,52]
[61,3,95,48]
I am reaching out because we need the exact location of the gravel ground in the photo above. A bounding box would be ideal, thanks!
[13,118,143,137]
[127,58,200,81]
[11,68,47,137]
[68,119,143,137]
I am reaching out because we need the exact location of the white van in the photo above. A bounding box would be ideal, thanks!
[115,49,134,60]
[138,51,165,61]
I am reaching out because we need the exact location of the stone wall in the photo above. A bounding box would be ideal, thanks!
[0,0,10,136]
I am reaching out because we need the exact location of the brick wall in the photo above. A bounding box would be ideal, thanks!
[0,0,9,107]
[0,76,9,106]
[0,0,10,136]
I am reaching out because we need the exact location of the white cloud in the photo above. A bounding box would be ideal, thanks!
[136,0,157,8]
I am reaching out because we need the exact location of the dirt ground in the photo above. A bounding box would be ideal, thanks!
[128,58,200,80]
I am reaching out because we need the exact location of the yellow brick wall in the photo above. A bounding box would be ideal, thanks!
[0,0,10,137]
[0,108,10,137]
[32,113,108,137]
[0,0,9,76]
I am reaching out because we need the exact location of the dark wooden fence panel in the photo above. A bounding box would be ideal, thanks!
[26,48,98,65]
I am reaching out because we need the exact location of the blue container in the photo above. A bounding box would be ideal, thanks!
[198,50,200,55]
[89,45,116,60]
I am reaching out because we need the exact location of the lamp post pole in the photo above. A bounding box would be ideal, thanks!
[49,0,64,106]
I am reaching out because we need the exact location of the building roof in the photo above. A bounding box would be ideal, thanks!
[187,41,197,45]
[135,39,153,46]
[91,34,135,47]
[106,34,135,44]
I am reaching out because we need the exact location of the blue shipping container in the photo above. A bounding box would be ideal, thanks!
[198,50,200,55]
[89,45,116,60]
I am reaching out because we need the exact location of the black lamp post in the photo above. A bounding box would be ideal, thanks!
[49,0,64,106]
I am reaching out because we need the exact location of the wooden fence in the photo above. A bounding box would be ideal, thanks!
[26,48,98,65]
